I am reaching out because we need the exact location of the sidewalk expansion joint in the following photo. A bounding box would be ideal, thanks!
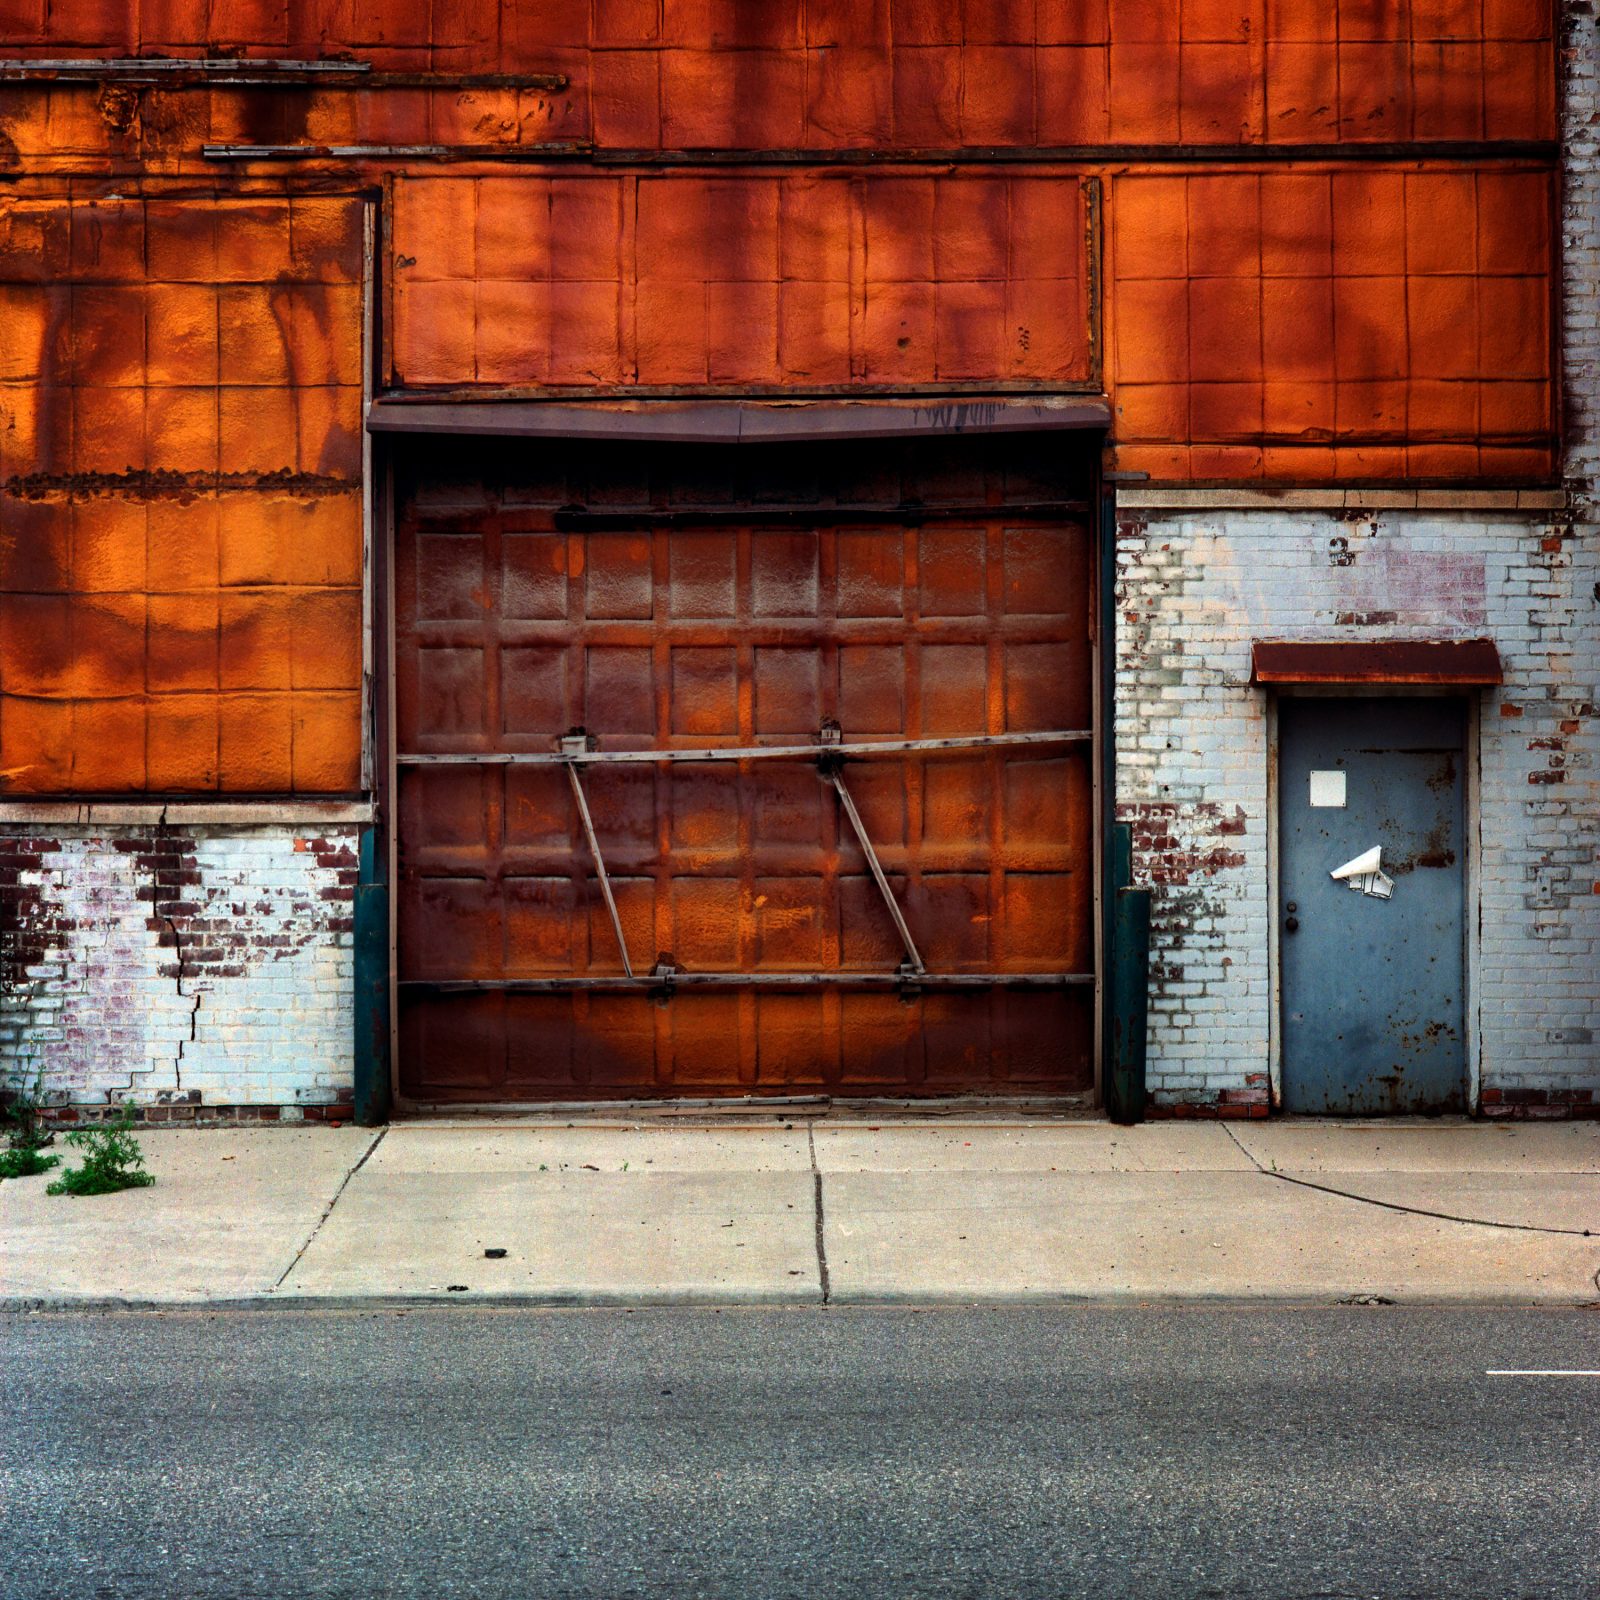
[807,1123,831,1306]
[271,1126,388,1291]
[1220,1123,1599,1239]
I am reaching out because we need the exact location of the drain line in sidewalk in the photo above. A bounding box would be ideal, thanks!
[1220,1123,1597,1238]
[272,1127,389,1291]
[807,1123,832,1305]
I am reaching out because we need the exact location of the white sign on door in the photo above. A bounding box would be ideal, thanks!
[1309,769,1347,808]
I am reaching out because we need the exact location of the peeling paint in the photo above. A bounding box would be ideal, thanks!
[0,827,355,1108]
[1117,505,1600,1117]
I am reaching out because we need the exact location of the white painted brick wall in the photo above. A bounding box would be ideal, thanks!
[1,826,357,1111]
[1115,509,1600,1107]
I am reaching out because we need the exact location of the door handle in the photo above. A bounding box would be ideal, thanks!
[1285,916,1299,934]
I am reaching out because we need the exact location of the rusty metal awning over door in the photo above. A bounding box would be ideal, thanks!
[393,432,1098,1101]
[1250,638,1503,685]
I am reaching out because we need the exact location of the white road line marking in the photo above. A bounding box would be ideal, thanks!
[1485,1370,1600,1377]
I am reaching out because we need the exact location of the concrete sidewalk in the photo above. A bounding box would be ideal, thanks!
[2,1118,1597,1310]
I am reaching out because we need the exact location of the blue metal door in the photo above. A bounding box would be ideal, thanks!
[1279,697,1467,1114]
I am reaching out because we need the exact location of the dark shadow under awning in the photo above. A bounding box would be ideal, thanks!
[366,394,1111,443]
[1251,638,1503,686]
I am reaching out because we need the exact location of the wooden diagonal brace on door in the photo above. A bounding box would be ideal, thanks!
[562,753,634,979]
[826,769,926,977]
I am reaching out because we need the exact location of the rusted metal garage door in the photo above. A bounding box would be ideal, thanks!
[393,434,1096,1100]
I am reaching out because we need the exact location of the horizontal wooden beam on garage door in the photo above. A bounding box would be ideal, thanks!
[397,731,1092,767]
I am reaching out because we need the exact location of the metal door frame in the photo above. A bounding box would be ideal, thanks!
[372,407,1111,1110]
[1266,685,1481,1114]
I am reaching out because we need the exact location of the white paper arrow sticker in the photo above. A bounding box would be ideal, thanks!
[1330,845,1393,899]
[1330,845,1381,881]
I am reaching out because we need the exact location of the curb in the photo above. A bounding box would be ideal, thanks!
[5,1288,1598,1314]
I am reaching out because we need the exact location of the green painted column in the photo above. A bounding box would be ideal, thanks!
[1106,822,1150,1125]
[1099,490,1148,1124]
[353,824,391,1126]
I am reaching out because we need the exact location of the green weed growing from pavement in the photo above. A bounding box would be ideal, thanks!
[47,1104,155,1197]
[0,1145,60,1180]
[0,1066,59,1180]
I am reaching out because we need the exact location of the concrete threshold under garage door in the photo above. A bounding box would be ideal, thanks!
[393,1093,1102,1123]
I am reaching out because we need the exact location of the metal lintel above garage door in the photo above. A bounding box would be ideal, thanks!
[367,395,1113,445]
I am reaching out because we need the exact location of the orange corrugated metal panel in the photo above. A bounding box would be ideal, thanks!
[1108,166,1557,482]
[0,195,366,795]
[389,173,1095,391]
[0,1,1555,148]
[385,154,1556,479]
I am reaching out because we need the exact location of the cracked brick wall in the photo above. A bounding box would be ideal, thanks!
[0,826,355,1114]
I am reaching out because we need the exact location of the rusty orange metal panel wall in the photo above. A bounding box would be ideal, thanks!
[1108,166,1557,482]
[0,4,1564,799]
[387,161,1555,480]
[390,173,1092,390]
[0,1,1554,151]
[0,196,365,793]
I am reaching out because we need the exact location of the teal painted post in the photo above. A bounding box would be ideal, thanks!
[1106,821,1150,1124]
[353,823,391,1126]
[1098,487,1149,1125]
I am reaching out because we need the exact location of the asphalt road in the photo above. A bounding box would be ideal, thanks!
[2,1306,1597,1600]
